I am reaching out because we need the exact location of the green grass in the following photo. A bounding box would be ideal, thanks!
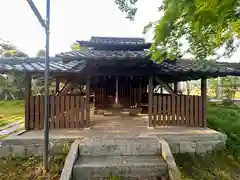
[0,100,24,127]
[207,102,240,156]
[176,102,240,180]
[175,151,240,180]
[0,155,67,180]
[183,89,240,99]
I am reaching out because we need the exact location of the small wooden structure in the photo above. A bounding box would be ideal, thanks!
[1,36,240,130]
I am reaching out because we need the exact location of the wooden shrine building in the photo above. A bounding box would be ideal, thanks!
[0,36,240,130]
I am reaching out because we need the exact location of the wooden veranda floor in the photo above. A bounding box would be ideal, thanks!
[16,114,222,140]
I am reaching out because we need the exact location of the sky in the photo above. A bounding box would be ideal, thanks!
[0,0,239,62]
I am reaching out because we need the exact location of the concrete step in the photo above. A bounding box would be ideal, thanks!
[103,111,117,116]
[73,155,168,179]
[104,110,130,116]
[122,108,142,116]
[79,137,162,156]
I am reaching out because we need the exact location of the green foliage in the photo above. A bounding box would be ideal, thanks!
[0,39,28,57]
[116,0,240,62]
[115,0,138,20]
[0,100,24,127]
[108,175,121,180]
[208,76,240,99]
[207,102,240,157]
[175,151,240,180]
[71,42,81,51]
[36,49,45,57]
[175,103,240,180]
[221,77,240,99]
[0,155,67,180]
[0,39,28,100]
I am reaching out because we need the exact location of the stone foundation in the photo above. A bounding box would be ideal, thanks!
[162,133,227,154]
[0,138,74,158]
[0,128,227,157]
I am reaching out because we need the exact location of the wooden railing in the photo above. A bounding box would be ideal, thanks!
[152,95,204,127]
[26,95,87,129]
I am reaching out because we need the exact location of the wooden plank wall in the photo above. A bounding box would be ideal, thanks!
[152,94,203,127]
[28,95,86,129]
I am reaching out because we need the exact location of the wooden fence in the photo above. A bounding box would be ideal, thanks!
[152,95,204,127]
[26,95,88,129]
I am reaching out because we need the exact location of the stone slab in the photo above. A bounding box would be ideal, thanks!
[60,139,81,180]
[0,123,24,136]
[196,141,214,154]
[0,119,23,131]
[11,145,26,157]
[79,136,161,156]
[179,142,196,153]
[157,137,182,180]
[1,138,74,146]
[73,155,167,179]
[168,143,180,154]
[0,145,11,157]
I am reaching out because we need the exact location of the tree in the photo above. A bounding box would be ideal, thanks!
[36,49,45,57]
[0,39,28,100]
[71,42,81,51]
[209,76,240,100]
[115,0,240,62]
[0,39,27,57]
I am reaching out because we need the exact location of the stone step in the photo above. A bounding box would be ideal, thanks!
[103,111,117,116]
[79,137,161,156]
[73,155,168,179]
[103,110,130,116]
[122,108,142,116]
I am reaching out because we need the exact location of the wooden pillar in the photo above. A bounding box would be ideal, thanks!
[217,77,222,99]
[201,78,207,127]
[139,77,142,104]
[148,76,153,127]
[56,77,60,93]
[24,73,31,130]
[174,82,178,94]
[130,76,132,106]
[115,76,119,104]
[85,77,90,128]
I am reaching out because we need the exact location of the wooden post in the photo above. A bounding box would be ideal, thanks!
[115,76,119,104]
[174,82,178,94]
[217,77,222,99]
[85,77,90,128]
[25,73,31,130]
[148,76,153,127]
[56,77,60,93]
[139,77,142,104]
[201,78,207,127]
[130,76,132,106]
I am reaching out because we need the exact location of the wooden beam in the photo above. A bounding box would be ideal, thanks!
[85,77,90,128]
[155,77,177,96]
[201,78,207,127]
[55,81,68,96]
[148,76,153,127]
[24,73,31,131]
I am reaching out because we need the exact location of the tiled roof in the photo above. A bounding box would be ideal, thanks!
[56,49,150,60]
[156,59,240,77]
[90,37,146,44]
[0,56,239,80]
[77,36,151,50]
[0,57,86,73]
